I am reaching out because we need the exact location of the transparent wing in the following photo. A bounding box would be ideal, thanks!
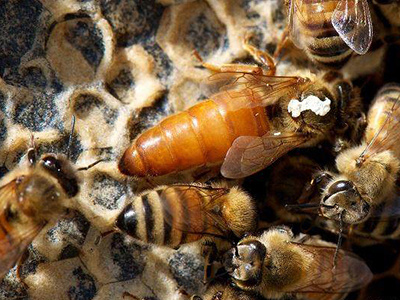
[0,180,43,278]
[0,223,43,279]
[289,243,372,294]
[359,94,400,163]
[288,0,306,49]
[221,132,310,179]
[332,0,373,55]
[205,72,306,110]
[161,185,232,238]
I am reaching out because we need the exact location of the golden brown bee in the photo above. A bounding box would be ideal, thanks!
[0,148,79,278]
[318,83,400,224]
[119,43,362,179]
[286,0,373,68]
[222,227,372,300]
[115,184,257,248]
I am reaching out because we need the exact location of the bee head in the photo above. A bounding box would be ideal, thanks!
[39,154,79,198]
[320,180,370,224]
[223,240,266,290]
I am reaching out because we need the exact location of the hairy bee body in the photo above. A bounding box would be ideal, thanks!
[0,152,79,278]
[119,96,270,177]
[116,184,257,248]
[320,83,400,224]
[293,0,354,68]
[222,227,372,299]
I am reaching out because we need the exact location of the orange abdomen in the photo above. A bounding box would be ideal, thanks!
[119,96,270,177]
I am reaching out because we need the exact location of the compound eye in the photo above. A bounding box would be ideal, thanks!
[42,156,62,172]
[328,180,353,194]
[27,149,37,165]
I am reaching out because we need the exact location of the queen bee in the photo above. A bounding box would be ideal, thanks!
[119,42,362,179]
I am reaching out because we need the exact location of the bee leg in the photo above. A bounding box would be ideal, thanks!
[16,249,30,289]
[201,240,218,285]
[193,50,266,75]
[273,26,290,62]
[243,35,276,75]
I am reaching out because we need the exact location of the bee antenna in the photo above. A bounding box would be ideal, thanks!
[285,203,320,211]
[66,115,76,160]
[28,133,37,165]
[333,211,344,269]
[77,159,105,171]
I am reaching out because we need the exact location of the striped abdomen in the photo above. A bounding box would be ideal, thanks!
[116,185,228,247]
[118,95,270,177]
[365,83,400,158]
[297,0,353,68]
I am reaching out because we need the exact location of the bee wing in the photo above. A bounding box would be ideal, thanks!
[161,185,232,237]
[221,132,310,179]
[332,0,373,55]
[206,73,304,109]
[359,96,400,162]
[288,0,307,49]
[0,180,43,278]
[0,223,43,279]
[289,243,372,294]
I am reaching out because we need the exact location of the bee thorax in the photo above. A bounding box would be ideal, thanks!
[288,96,331,118]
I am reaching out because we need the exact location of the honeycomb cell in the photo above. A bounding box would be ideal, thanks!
[0,0,43,84]
[68,266,97,300]
[110,233,147,281]
[106,68,135,101]
[100,0,164,48]
[73,94,118,124]
[186,12,226,57]
[11,92,62,132]
[89,173,127,210]
[0,270,28,300]
[168,251,204,295]
[46,15,106,84]
[19,245,48,279]
[46,211,90,247]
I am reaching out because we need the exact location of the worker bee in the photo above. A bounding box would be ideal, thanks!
[222,227,372,300]
[119,42,362,179]
[115,184,257,248]
[0,147,80,279]
[285,0,373,68]
[317,83,400,224]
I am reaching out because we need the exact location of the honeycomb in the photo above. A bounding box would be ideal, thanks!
[0,0,399,299]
